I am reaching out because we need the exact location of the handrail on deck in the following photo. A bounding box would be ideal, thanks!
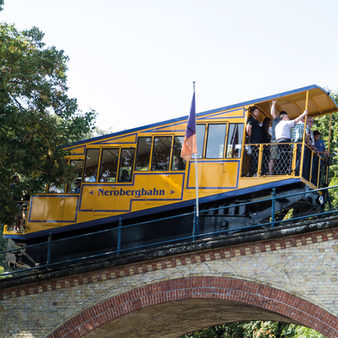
[1,185,338,279]
[242,142,330,187]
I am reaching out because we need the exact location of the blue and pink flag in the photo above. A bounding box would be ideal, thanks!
[181,92,197,161]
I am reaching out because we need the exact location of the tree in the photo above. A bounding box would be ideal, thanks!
[182,321,325,337]
[0,22,96,227]
[312,91,338,208]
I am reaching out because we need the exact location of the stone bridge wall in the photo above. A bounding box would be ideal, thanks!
[0,228,337,337]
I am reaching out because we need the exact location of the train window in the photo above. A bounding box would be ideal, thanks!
[135,137,152,171]
[118,148,135,182]
[83,149,100,182]
[99,148,119,182]
[67,159,84,193]
[171,136,186,171]
[206,124,226,158]
[151,136,172,171]
[196,124,206,158]
[226,123,244,158]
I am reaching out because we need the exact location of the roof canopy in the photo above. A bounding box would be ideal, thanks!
[249,85,337,119]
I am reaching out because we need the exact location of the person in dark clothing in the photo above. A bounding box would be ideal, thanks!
[246,106,264,176]
[246,106,264,143]
[313,130,328,157]
[261,117,271,175]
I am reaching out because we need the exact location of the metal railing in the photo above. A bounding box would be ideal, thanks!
[242,142,329,187]
[1,185,337,279]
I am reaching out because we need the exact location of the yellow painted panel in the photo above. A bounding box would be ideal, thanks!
[63,196,79,221]
[69,146,85,155]
[199,108,245,120]
[147,122,186,133]
[79,185,96,211]
[29,196,64,222]
[80,173,184,212]
[188,161,239,189]
[94,133,137,145]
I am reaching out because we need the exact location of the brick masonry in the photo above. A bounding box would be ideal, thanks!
[0,228,337,337]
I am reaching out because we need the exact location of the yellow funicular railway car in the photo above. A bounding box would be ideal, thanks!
[4,84,338,266]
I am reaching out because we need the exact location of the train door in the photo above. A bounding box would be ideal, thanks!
[62,158,84,225]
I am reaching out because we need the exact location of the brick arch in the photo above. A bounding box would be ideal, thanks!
[49,277,338,338]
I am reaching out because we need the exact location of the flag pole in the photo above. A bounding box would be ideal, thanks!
[193,81,199,218]
[180,82,199,226]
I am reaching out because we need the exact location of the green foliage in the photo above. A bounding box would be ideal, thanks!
[0,23,96,227]
[182,321,324,338]
[281,324,325,337]
[312,91,338,208]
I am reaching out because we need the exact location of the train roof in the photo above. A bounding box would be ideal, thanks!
[249,84,337,120]
[69,84,337,148]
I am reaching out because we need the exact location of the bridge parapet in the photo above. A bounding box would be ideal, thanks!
[0,220,337,337]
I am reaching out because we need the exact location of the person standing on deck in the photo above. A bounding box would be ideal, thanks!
[275,109,308,174]
[291,116,311,175]
[246,106,264,176]
[269,100,281,175]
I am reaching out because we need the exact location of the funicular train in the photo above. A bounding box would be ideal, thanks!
[3,85,338,267]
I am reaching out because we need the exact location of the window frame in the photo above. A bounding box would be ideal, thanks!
[205,123,227,159]
[83,148,100,183]
[225,123,244,159]
[171,135,186,171]
[135,136,152,171]
[98,148,120,183]
[118,147,135,182]
[150,135,173,171]
[196,124,206,159]
[66,158,85,193]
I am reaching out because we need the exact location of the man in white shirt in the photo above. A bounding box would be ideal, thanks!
[275,110,308,142]
[274,109,307,174]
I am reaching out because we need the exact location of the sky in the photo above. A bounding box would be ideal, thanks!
[1,0,338,133]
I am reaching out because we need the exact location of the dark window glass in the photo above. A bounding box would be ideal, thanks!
[226,123,244,158]
[196,124,206,158]
[83,149,100,182]
[151,136,172,171]
[206,124,226,158]
[171,136,186,171]
[99,148,119,182]
[118,148,135,182]
[135,137,152,171]
[67,159,84,193]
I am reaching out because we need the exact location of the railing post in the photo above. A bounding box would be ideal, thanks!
[291,144,297,175]
[192,206,199,241]
[47,233,52,265]
[257,144,263,176]
[196,208,199,238]
[309,151,314,182]
[117,217,122,255]
[271,188,276,228]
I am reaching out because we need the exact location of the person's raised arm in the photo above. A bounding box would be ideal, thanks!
[271,100,277,119]
[293,110,308,125]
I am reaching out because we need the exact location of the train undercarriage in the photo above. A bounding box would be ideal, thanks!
[7,182,323,269]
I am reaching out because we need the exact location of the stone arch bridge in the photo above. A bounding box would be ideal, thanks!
[0,216,337,337]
